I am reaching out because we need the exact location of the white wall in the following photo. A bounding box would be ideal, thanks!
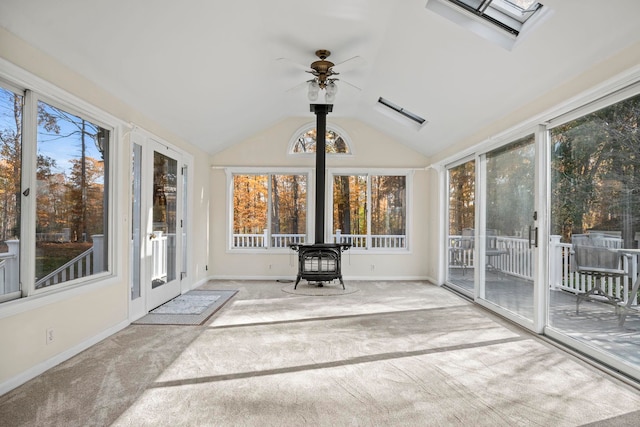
[209,117,432,280]
[0,28,210,392]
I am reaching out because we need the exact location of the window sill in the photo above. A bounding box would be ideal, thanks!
[0,273,119,320]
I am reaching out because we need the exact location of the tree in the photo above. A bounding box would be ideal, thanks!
[551,93,640,246]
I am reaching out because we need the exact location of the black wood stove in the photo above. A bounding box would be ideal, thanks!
[290,104,350,288]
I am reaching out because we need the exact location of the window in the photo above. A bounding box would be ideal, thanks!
[231,171,308,249]
[289,124,351,154]
[448,0,542,35]
[331,171,409,250]
[35,100,109,289]
[425,0,548,50]
[0,80,112,303]
[0,84,22,302]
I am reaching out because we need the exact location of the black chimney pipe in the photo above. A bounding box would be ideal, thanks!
[310,104,333,244]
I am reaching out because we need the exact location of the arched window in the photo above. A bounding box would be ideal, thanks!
[289,124,352,155]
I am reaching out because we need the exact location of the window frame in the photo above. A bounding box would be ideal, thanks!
[425,0,551,50]
[328,168,413,253]
[0,58,123,311]
[226,167,312,252]
[287,122,354,157]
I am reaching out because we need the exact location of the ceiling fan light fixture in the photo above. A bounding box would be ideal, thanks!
[326,80,338,96]
[308,80,320,101]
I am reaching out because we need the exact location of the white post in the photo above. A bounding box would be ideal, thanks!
[263,229,268,248]
[5,240,20,293]
[91,234,104,274]
[336,229,341,244]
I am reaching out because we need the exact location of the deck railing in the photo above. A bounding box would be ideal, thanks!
[232,230,306,248]
[449,234,638,306]
[35,235,105,289]
[334,230,406,249]
[232,231,406,249]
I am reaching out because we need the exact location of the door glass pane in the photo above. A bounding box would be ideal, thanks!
[35,100,108,289]
[131,143,142,299]
[181,165,187,279]
[483,135,535,320]
[151,151,177,288]
[270,174,307,247]
[0,86,22,301]
[447,160,475,293]
[332,175,367,248]
[549,93,640,372]
[371,175,406,248]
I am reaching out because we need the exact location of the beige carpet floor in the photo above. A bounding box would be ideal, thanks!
[1,280,639,426]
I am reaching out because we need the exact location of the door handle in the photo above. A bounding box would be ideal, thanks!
[528,226,538,249]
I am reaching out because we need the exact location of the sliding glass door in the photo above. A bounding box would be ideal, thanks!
[447,159,476,295]
[442,84,640,381]
[479,135,537,323]
[547,92,640,375]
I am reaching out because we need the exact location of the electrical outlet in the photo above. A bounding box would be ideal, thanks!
[370,264,375,271]
[46,328,54,345]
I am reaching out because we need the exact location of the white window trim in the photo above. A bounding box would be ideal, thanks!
[328,168,414,253]
[0,58,126,314]
[225,166,313,253]
[287,122,355,157]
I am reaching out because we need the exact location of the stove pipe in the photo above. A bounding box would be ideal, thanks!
[310,104,333,244]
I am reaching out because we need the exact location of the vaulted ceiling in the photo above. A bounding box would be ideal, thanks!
[1,0,639,157]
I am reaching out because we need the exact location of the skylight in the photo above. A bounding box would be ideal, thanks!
[425,0,549,50]
[450,0,543,35]
[376,97,427,130]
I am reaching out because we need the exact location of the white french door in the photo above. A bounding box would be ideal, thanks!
[146,142,183,310]
[130,135,186,318]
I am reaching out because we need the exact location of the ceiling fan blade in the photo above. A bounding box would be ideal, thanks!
[334,56,365,72]
[275,57,310,71]
[285,80,309,92]
[339,79,362,91]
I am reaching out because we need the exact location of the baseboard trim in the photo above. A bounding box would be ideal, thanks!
[0,319,130,396]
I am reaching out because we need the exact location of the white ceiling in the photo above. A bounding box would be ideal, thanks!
[1,0,639,157]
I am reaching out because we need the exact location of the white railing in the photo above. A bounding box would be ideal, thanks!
[549,236,637,305]
[272,234,306,248]
[36,247,94,289]
[449,234,638,306]
[232,230,407,249]
[233,230,306,248]
[150,232,168,282]
[334,230,406,249]
[35,235,104,289]
[233,230,267,248]
[0,240,19,296]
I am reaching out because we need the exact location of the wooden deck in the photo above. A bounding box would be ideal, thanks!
[447,268,640,371]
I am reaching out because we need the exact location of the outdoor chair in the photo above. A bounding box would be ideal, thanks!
[485,229,509,276]
[450,228,474,275]
[573,241,630,315]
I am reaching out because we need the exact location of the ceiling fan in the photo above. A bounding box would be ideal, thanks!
[278,49,364,102]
